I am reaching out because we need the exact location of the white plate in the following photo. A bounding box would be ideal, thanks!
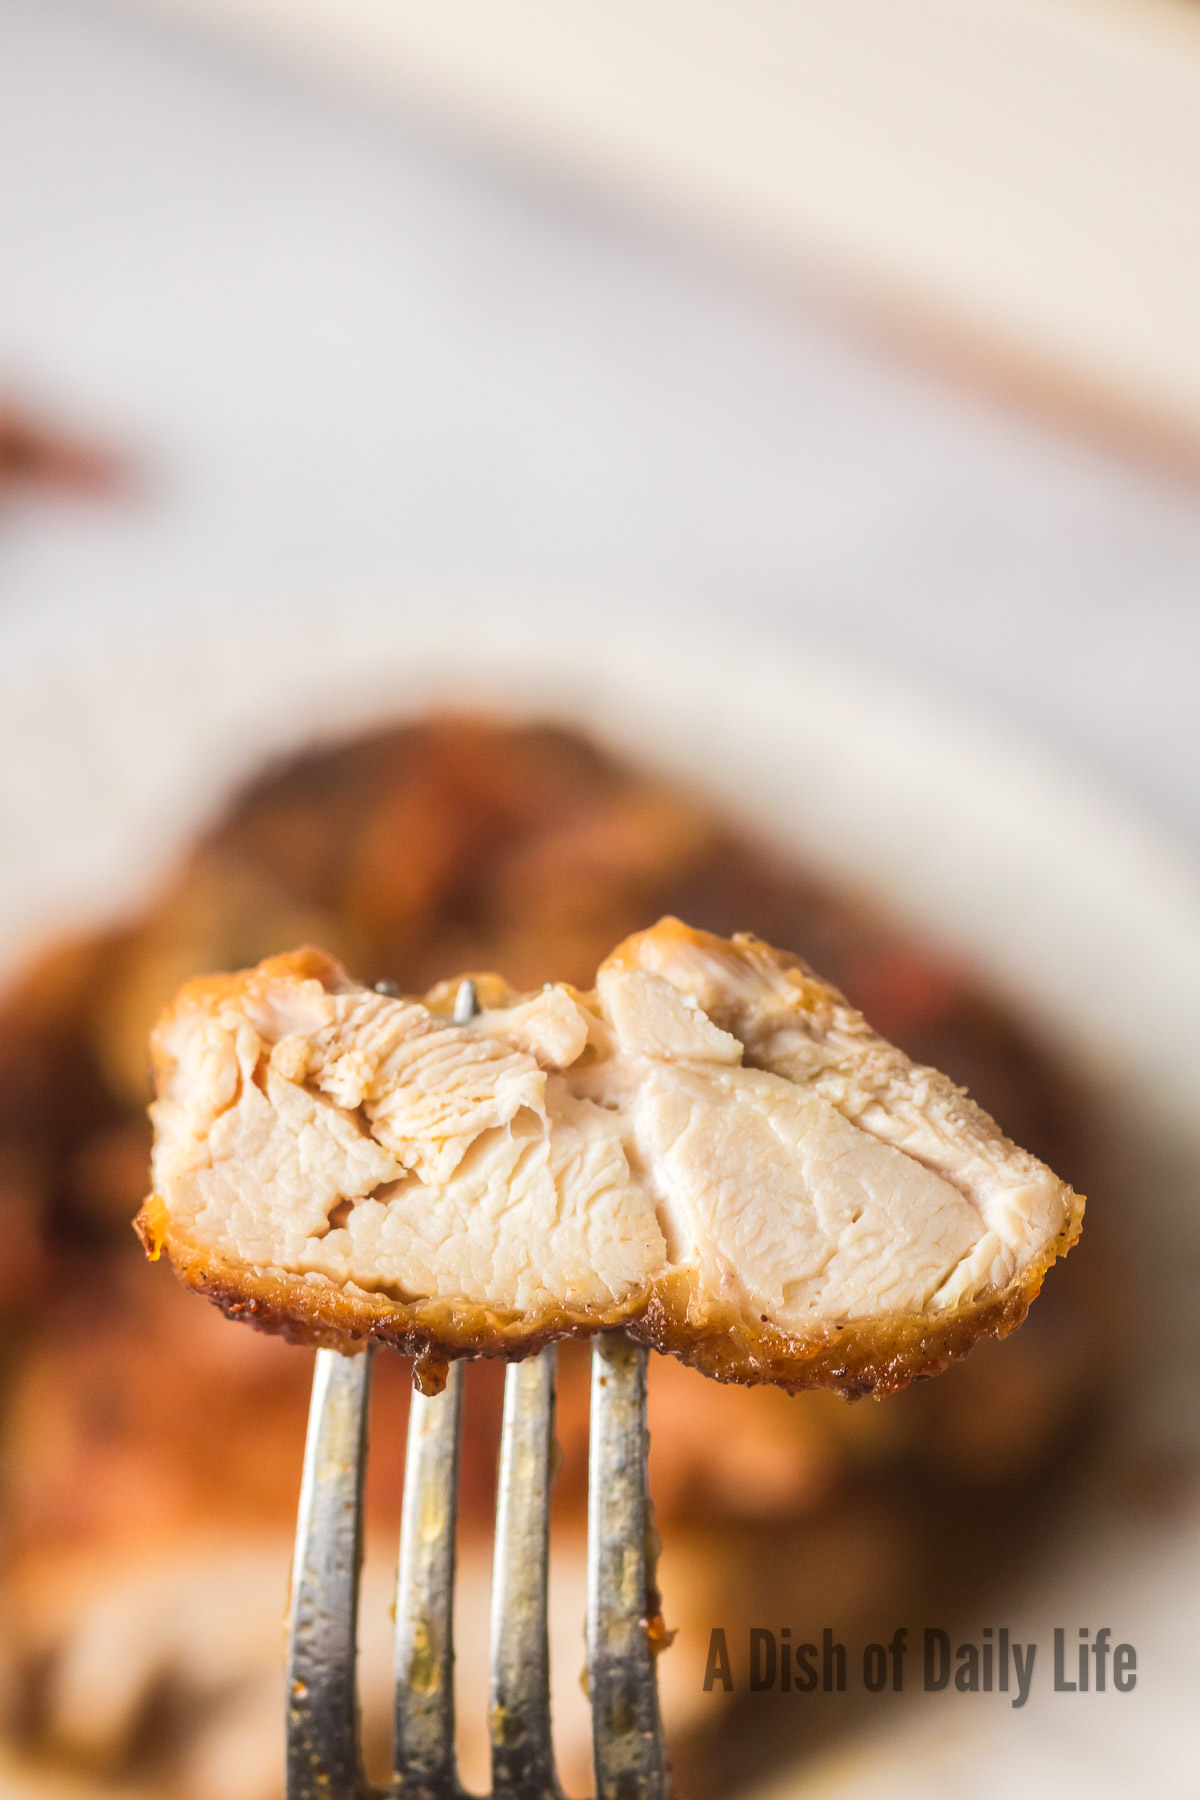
[3,586,1197,1790]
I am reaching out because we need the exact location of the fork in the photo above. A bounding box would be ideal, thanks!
[285,979,669,1800]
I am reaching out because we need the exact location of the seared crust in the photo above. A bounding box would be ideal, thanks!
[137,925,1083,1397]
[138,1105,1082,1397]
[136,1220,1077,1398]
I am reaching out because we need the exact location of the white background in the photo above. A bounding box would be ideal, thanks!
[3,0,1200,851]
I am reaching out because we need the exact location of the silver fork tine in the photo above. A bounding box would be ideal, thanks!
[286,1345,374,1800]
[489,1347,561,1800]
[392,972,475,1796]
[393,1359,466,1794]
[288,969,670,1800]
[587,1333,669,1800]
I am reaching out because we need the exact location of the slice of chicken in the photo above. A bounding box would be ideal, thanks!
[138,920,1082,1395]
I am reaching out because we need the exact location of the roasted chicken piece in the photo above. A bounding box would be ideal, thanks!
[139,919,1082,1395]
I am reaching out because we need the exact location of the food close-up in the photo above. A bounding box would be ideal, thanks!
[141,920,1081,1391]
[2,4,1197,1795]
[0,717,1107,1798]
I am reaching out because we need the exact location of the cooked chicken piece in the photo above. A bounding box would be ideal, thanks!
[138,919,1082,1395]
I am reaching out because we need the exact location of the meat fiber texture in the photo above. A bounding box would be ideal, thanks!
[137,920,1082,1396]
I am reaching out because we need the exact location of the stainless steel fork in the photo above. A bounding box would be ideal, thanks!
[285,981,669,1800]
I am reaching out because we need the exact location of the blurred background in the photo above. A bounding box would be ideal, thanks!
[1,0,1200,1794]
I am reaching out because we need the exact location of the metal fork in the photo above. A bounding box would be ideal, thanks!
[285,980,669,1800]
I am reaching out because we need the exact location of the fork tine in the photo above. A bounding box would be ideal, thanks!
[390,974,475,1794]
[489,1346,561,1800]
[587,1333,669,1800]
[393,1358,465,1794]
[286,1345,373,1800]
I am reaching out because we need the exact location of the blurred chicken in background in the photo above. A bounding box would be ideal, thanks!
[0,716,1108,1798]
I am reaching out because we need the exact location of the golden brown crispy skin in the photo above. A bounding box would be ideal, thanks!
[137,927,1083,1397]
[146,1237,1072,1399]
